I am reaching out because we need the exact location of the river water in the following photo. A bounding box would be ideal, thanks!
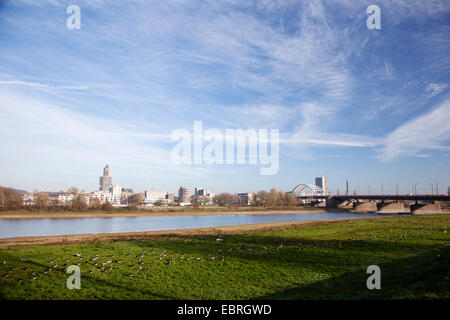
[0,212,381,239]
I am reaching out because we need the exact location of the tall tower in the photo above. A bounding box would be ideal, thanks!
[99,165,113,192]
[103,165,110,177]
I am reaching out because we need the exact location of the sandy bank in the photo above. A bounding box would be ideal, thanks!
[0,209,334,219]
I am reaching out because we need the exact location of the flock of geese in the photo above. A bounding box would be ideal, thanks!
[1,243,293,283]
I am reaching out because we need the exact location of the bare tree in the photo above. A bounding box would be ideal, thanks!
[67,187,79,195]
[34,193,49,211]
[266,188,279,207]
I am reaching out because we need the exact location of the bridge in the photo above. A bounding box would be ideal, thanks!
[290,184,449,213]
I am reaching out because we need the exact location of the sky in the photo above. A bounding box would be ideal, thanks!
[0,0,449,195]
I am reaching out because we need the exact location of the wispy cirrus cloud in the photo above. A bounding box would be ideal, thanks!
[380,98,450,160]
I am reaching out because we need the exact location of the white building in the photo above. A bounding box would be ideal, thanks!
[58,194,74,205]
[111,185,122,205]
[143,190,169,206]
[237,193,253,206]
[23,192,34,206]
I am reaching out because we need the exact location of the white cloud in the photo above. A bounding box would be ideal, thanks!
[426,82,448,97]
[381,98,450,160]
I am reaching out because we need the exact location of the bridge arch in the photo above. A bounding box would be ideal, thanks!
[291,184,325,197]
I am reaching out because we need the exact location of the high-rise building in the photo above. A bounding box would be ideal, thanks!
[315,176,329,195]
[99,165,112,191]
[178,186,190,203]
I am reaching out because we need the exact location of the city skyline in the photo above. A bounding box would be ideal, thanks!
[0,1,449,194]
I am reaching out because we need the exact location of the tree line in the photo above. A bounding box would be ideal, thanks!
[214,188,298,207]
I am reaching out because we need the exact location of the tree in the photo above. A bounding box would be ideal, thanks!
[67,187,79,195]
[277,191,286,206]
[89,197,101,209]
[71,195,88,211]
[101,201,113,211]
[266,188,279,207]
[214,193,237,206]
[34,193,50,211]
[154,200,164,207]
[256,191,268,207]
[0,187,22,210]
[285,193,297,206]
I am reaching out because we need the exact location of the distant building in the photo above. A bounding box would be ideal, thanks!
[23,192,34,206]
[58,194,74,205]
[178,186,191,203]
[315,177,330,195]
[166,193,175,204]
[99,165,113,192]
[237,193,253,206]
[91,191,114,205]
[111,185,122,205]
[194,187,214,205]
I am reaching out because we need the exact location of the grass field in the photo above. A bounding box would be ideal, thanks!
[0,215,449,300]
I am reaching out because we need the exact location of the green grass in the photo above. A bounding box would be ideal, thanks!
[0,215,449,300]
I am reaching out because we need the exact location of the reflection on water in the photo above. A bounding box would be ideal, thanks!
[0,212,381,239]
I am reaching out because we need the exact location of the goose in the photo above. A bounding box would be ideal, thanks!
[127,273,133,277]
[221,256,225,262]
[20,258,26,262]
[89,270,93,274]
[75,253,81,257]
[1,261,5,264]
[277,243,283,249]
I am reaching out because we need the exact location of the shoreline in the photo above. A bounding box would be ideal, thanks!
[0,208,340,219]
[0,216,390,249]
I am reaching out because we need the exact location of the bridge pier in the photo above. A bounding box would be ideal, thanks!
[410,203,442,214]
[337,200,356,209]
[353,201,377,212]
[377,202,406,214]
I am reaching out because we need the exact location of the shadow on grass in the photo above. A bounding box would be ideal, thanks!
[252,246,450,300]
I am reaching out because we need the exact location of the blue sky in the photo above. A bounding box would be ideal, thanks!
[0,0,449,195]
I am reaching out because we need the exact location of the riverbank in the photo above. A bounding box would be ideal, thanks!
[0,207,347,219]
[1,215,448,299]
